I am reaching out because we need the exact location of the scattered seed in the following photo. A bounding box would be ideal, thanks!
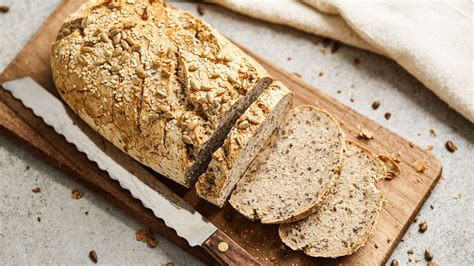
[123,21,136,29]
[182,135,193,145]
[113,47,123,57]
[287,56,292,61]
[384,112,391,120]
[119,52,130,64]
[131,44,141,51]
[72,188,84,199]
[120,39,130,50]
[374,243,378,249]
[197,5,205,16]
[188,63,198,72]
[238,120,250,130]
[161,69,171,78]
[89,250,98,263]
[387,238,391,244]
[200,83,212,91]
[32,187,41,193]
[424,250,433,261]
[337,90,341,94]
[418,222,428,233]
[319,71,324,77]
[429,129,436,137]
[81,47,93,53]
[239,66,249,73]
[190,79,200,90]
[147,237,158,248]
[135,66,147,78]
[165,263,174,266]
[78,55,88,65]
[223,55,234,62]
[390,259,399,266]
[109,28,120,37]
[93,58,106,66]
[37,217,41,222]
[248,116,260,124]
[372,100,380,110]
[407,248,414,254]
[0,4,10,13]
[125,36,135,46]
[110,64,120,73]
[227,72,239,84]
[100,32,109,42]
[330,41,340,53]
[112,33,122,45]
[142,7,149,20]
[445,140,457,153]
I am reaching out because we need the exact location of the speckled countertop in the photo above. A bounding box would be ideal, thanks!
[0,1,472,265]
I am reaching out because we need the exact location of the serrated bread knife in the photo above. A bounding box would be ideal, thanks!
[3,77,258,265]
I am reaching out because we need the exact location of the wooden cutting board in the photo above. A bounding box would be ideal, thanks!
[0,0,442,264]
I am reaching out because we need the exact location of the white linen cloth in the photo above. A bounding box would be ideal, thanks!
[213,0,474,123]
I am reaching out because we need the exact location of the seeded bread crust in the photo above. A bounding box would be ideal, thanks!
[278,141,386,258]
[229,105,345,224]
[196,81,294,207]
[51,0,272,187]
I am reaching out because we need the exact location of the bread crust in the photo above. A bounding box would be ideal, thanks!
[51,0,272,187]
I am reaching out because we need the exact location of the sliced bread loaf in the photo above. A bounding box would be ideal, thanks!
[196,81,294,207]
[278,141,386,258]
[51,0,272,187]
[229,106,345,224]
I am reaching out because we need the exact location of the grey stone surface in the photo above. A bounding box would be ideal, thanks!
[0,1,473,265]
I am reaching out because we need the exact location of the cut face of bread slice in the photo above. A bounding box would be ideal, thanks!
[196,82,294,207]
[278,141,385,258]
[229,106,345,224]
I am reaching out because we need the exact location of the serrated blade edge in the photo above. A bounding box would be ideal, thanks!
[2,77,216,247]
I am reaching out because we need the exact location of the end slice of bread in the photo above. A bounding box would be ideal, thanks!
[278,141,385,258]
[229,106,345,224]
[195,82,294,207]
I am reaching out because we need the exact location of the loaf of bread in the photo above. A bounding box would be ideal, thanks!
[279,141,385,257]
[196,81,294,207]
[229,106,345,223]
[51,0,272,187]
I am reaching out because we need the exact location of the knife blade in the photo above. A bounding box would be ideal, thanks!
[2,77,217,247]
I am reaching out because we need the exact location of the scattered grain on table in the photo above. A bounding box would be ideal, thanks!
[424,250,433,261]
[390,259,399,266]
[196,5,204,16]
[71,188,84,199]
[384,112,392,120]
[32,187,41,193]
[418,221,428,233]
[445,140,457,152]
[372,100,380,110]
[89,250,98,263]
[0,4,9,13]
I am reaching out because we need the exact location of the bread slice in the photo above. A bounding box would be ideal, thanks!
[278,141,385,258]
[229,106,345,224]
[196,82,294,207]
[51,0,272,187]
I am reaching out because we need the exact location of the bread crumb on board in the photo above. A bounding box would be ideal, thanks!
[412,159,425,173]
[356,125,374,140]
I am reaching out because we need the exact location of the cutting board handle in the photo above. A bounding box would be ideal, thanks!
[203,229,259,265]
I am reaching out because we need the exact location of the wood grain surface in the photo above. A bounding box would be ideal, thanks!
[0,0,442,265]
